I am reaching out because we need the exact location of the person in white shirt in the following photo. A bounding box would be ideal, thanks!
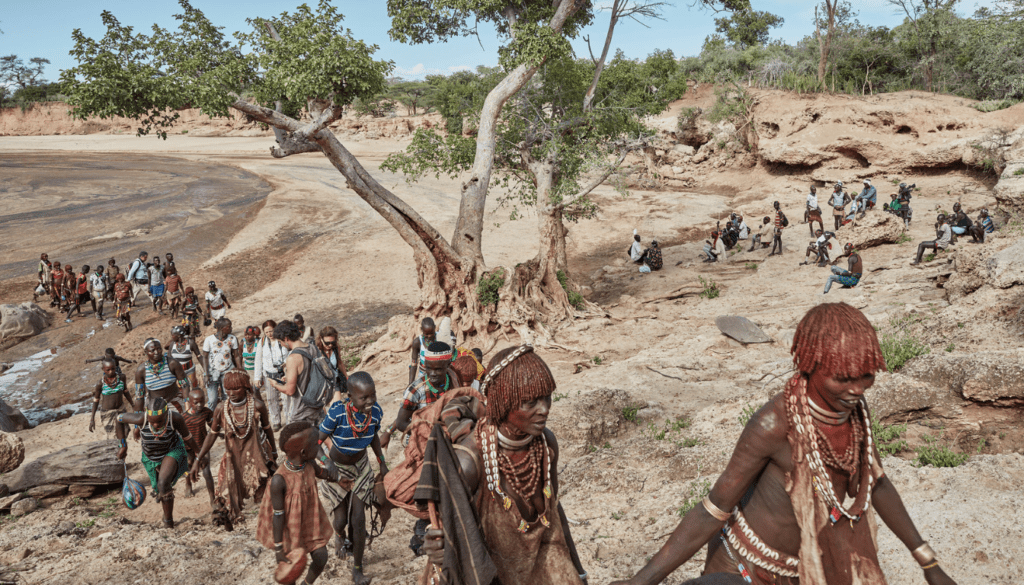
[254,319,288,429]
[806,185,824,236]
[294,314,315,344]
[200,317,240,410]
[702,231,726,263]
[148,258,166,314]
[88,265,108,320]
[205,280,231,320]
[629,230,644,263]
[125,251,151,307]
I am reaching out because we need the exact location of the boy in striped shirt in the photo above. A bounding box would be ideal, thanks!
[317,372,388,585]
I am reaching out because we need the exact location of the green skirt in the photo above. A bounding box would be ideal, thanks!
[141,437,189,491]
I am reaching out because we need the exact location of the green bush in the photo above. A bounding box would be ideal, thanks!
[872,420,909,457]
[745,262,758,270]
[915,444,969,468]
[556,269,585,310]
[972,99,1018,113]
[699,276,720,299]
[476,269,505,307]
[879,319,931,371]
[622,404,641,423]
[1014,168,1024,176]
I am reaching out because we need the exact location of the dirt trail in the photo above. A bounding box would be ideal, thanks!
[2,90,1024,585]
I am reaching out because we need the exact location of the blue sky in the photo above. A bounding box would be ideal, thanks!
[0,0,994,84]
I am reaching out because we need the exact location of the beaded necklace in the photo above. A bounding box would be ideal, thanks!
[786,377,875,525]
[225,395,254,440]
[424,375,450,396]
[477,420,552,533]
[346,403,373,436]
[284,460,305,472]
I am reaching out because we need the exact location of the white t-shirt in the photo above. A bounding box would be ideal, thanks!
[205,289,226,309]
[738,221,749,239]
[89,272,107,292]
[148,265,164,286]
[629,240,643,262]
[203,333,238,373]
[807,193,819,209]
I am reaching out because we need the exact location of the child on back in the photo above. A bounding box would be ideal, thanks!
[182,388,216,504]
[257,422,345,585]
[85,348,134,378]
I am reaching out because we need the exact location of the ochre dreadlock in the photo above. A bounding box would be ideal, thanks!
[222,369,253,392]
[790,302,887,378]
[484,346,557,424]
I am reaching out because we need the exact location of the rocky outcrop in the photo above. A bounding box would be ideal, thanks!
[0,398,30,433]
[985,238,1024,288]
[0,302,49,339]
[868,372,963,423]
[0,432,25,474]
[836,212,904,249]
[3,441,125,493]
[902,351,1024,404]
[994,161,1024,213]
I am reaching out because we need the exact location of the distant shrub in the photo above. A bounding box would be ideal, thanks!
[476,269,505,307]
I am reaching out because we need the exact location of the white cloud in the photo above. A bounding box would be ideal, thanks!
[393,63,473,79]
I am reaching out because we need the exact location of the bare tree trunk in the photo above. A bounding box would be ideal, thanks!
[583,0,621,112]
[452,0,582,268]
[815,1,837,84]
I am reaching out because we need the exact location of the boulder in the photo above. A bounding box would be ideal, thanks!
[10,497,40,517]
[26,484,68,499]
[985,238,1024,289]
[993,162,1024,214]
[835,212,903,250]
[0,398,31,433]
[0,431,25,473]
[0,302,49,339]
[945,243,991,299]
[4,441,125,493]
[0,492,26,510]
[901,350,1024,404]
[867,372,964,423]
[68,484,100,498]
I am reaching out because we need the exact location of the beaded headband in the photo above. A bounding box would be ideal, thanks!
[147,407,168,416]
[478,344,534,398]
[423,342,453,362]
[143,338,159,350]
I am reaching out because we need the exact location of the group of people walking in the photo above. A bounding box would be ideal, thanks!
[34,249,230,335]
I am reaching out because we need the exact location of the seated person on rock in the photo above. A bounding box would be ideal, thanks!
[629,230,644,264]
[703,231,726,263]
[911,214,952,265]
[971,208,994,243]
[749,217,773,252]
[640,240,663,274]
[800,230,833,267]
[609,302,957,585]
[850,179,877,220]
[824,243,863,294]
[950,203,973,240]
[734,214,749,241]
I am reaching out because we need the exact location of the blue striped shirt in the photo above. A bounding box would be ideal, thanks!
[320,401,383,454]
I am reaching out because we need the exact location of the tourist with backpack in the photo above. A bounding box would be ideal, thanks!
[270,320,336,426]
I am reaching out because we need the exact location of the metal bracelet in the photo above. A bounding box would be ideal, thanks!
[911,542,936,566]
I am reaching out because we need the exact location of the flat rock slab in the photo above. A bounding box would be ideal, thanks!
[25,484,68,499]
[4,441,124,494]
[715,315,773,344]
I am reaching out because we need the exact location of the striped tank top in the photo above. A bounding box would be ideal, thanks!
[169,341,194,370]
[101,376,125,396]
[144,357,178,392]
[242,340,257,372]
[140,420,182,460]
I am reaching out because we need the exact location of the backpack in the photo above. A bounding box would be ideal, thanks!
[781,212,789,228]
[292,345,336,409]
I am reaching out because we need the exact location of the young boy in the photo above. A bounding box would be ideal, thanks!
[257,422,343,585]
[85,348,134,378]
[105,258,119,302]
[165,266,184,318]
[149,257,166,314]
[88,358,133,449]
[318,372,388,585]
[65,265,92,323]
[50,262,66,310]
[182,388,216,504]
[113,273,133,333]
[181,287,205,339]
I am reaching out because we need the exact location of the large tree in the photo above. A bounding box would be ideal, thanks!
[62,0,593,344]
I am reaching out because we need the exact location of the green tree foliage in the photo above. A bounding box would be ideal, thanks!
[387,78,435,115]
[425,67,503,134]
[0,55,50,90]
[714,9,784,48]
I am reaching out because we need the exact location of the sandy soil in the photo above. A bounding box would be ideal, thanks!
[2,90,1024,585]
